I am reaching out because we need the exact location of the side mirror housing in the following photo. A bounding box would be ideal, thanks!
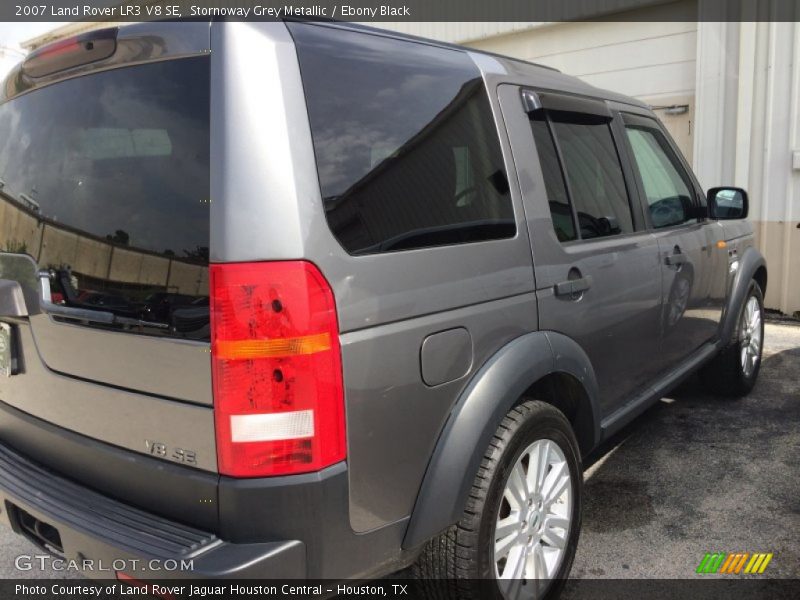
[707,187,748,220]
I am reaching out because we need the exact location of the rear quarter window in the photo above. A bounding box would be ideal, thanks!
[288,24,515,255]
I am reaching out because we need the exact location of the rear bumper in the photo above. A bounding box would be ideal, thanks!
[0,400,411,580]
[0,440,306,579]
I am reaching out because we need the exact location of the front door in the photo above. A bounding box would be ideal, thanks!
[620,113,727,367]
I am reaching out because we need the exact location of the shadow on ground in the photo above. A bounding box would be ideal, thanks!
[569,323,800,581]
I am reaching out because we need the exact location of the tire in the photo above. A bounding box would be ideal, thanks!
[413,400,583,600]
[701,280,765,397]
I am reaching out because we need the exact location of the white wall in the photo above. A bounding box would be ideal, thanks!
[464,1,699,161]
[695,20,800,315]
[465,4,697,102]
[0,47,24,80]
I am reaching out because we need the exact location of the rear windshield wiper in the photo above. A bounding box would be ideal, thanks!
[37,270,168,330]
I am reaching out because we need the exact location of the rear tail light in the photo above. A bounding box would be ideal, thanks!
[210,261,345,477]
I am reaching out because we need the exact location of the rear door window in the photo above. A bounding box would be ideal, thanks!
[529,115,577,242]
[289,23,515,255]
[0,57,210,339]
[549,118,634,240]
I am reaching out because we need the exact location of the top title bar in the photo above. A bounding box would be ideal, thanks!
[4,0,800,23]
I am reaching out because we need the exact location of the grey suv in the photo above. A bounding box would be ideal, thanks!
[0,20,767,598]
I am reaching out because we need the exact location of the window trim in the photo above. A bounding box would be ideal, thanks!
[524,89,644,243]
[619,111,706,232]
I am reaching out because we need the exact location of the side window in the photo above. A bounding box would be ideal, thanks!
[624,124,696,228]
[289,24,515,255]
[549,117,634,239]
[530,115,577,242]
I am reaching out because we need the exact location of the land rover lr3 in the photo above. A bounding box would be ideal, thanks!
[0,20,766,599]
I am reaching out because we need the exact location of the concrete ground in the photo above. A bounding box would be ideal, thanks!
[570,321,800,580]
[0,323,797,582]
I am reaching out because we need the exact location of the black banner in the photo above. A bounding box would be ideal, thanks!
[3,579,800,600]
[3,0,800,23]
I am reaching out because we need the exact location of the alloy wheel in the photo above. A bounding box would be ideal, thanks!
[494,439,572,599]
[740,295,762,378]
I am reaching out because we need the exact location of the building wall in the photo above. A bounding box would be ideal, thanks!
[463,0,698,162]
[0,47,25,80]
[694,19,800,316]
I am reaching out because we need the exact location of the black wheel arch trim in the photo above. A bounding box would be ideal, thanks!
[402,330,600,550]
[720,246,767,346]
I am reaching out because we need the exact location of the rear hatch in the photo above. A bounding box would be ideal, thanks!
[0,29,216,472]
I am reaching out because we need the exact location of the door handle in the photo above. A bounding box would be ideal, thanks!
[554,276,592,298]
[664,254,687,267]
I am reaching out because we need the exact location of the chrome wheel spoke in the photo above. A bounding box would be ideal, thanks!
[541,523,567,549]
[495,515,520,543]
[507,461,529,508]
[533,542,548,580]
[544,515,570,530]
[526,443,544,495]
[541,461,569,505]
[500,545,526,587]
[495,529,519,561]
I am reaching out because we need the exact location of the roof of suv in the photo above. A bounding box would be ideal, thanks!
[2,19,648,111]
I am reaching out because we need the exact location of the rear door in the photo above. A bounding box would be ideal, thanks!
[0,31,216,470]
[620,113,727,365]
[499,87,664,417]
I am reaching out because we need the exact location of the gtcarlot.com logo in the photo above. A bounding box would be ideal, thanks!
[15,554,194,572]
[696,552,773,574]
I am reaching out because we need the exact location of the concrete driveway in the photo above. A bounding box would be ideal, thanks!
[569,321,800,582]
[0,323,798,583]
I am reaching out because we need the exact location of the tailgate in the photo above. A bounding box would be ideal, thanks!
[0,28,216,470]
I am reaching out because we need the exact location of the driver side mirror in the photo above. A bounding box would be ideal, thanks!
[707,187,748,220]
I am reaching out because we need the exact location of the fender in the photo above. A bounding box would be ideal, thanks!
[719,246,766,346]
[402,331,600,549]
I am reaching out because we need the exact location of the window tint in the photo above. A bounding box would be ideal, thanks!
[289,24,515,255]
[550,118,633,239]
[0,57,210,339]
[529,116,577,242]
[625,126,696,228]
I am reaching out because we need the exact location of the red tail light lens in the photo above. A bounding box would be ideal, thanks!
[210,261,345,477]
[23,28,117,78]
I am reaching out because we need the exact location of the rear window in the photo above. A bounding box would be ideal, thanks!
[289,24,515,255]
[0,57,210,339]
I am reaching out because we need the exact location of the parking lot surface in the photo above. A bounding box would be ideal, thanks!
[571,321,800,580]
[0,322,797,582]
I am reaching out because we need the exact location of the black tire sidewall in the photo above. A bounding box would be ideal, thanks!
[476,404,582,599]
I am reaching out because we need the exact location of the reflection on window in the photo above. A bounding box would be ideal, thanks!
[625,127,695,228]
[551,119,633,239]
[0,57,210,340]
[530,116,577,242]
[290,24,515,255]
